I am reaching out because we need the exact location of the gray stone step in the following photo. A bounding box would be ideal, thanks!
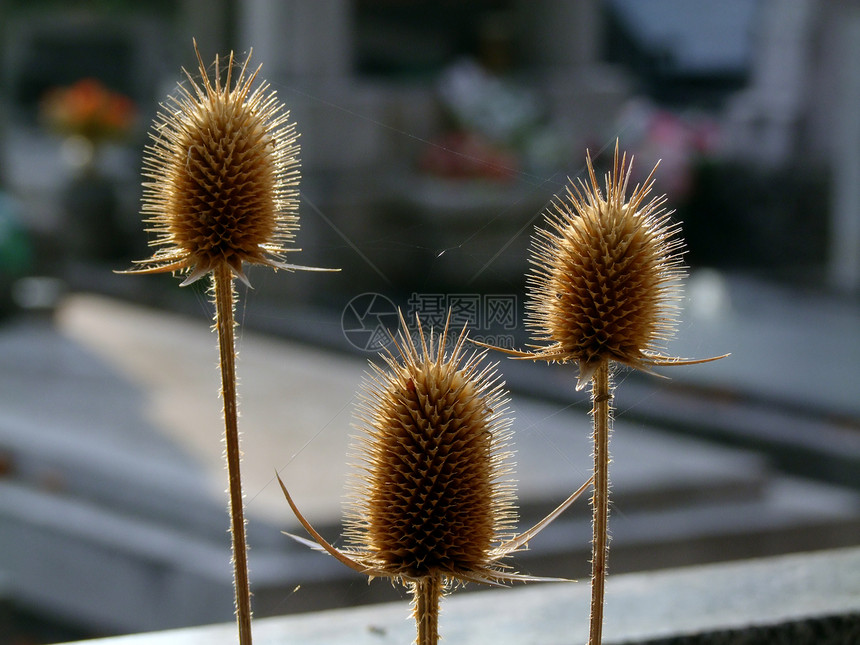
[55,546,860,645]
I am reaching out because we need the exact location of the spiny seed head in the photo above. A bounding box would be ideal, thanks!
[129,41,300,285]
[526,143,685,386]
[344,315,518,584]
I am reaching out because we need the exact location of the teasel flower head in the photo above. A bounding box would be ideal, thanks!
[478,141,725,389]
[279,312,591,588]
[122,40,331,286]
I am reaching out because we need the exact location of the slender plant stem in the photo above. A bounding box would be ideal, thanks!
[213,263,253,645]
[414,573,442,645]
[588,360,612,645]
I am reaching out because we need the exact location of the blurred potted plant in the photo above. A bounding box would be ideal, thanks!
[419,59,566,183]
[40,78,137,261]
[41,78,136,149]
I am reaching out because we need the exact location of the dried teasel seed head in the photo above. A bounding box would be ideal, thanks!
[525,142,685,387]
[278,313,591,645]
[344,314,519,584]
[126,40,304,286]
[278,313,593,588]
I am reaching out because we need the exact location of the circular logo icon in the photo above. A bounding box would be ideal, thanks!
[341,293,399,352]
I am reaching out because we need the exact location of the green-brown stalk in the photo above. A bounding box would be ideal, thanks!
[414,573,443,645]
[589,361,611,645]
[213,264,252,645]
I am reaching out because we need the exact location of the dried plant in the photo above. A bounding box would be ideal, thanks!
[279,313,591,645]
[477,141,726,644]
[121,40,334,645]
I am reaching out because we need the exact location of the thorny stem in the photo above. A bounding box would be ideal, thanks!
[213,263,253,645]
[413,573,443,645]
[588,360,612,645]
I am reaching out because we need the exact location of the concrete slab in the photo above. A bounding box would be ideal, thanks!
[49,293,772,530]
[2,290,858,635]
[56,546,860,645]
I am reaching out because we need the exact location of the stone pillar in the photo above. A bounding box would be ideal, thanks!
[829,3,860,292]
[177,0,232,65]
[515,0,602,70]
[236,0,352,80]
[724,0,815,167]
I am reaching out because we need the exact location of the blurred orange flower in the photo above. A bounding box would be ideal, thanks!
[41,78,136,142]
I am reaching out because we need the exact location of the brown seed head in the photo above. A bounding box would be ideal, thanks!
[344,314,518,583]
[526,143,685,386]
[129,41,301,285]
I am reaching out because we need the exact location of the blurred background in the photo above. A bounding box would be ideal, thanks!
[0,0,859,642]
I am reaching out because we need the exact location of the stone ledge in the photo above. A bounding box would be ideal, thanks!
[61,546,860,644]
